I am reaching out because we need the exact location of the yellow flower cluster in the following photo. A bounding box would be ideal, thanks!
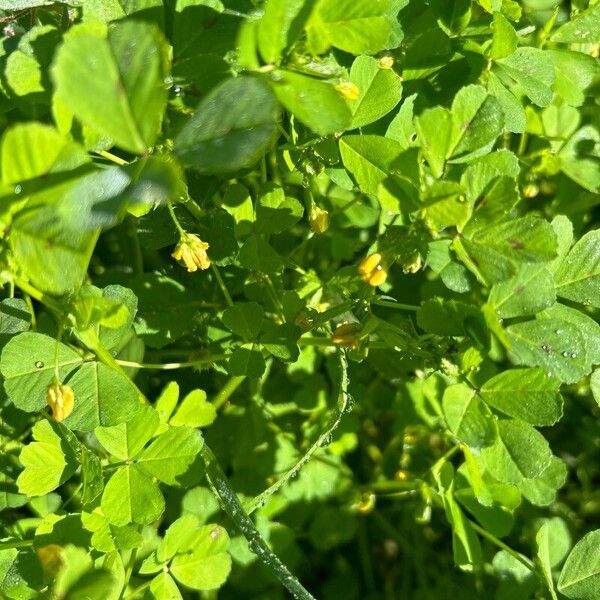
[46,382,74,422]
[358,253,388,287]
[172,233,211,272]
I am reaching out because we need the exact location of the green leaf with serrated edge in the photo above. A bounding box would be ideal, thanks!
[347,55,402,129]
[549,215,574,274]
[481,420,552,485]
[95,404,159,460]
[157,514,201,562]
[517,456,567,507]
[339,135,402,196]
[221,183,254,238]
[101,465,164,526]
[442,383,495,449]
[82,510,142,552]
[17,420,78,497]
[489,264,556,318]
[454,487,514,538]
[175,77,278,173]
[505,319,589,384]
[0,123,89,185]
[537,303,600,366]
[222,303,264,341]
[9,206,99,296]
[308,0,398,55]
[170,525,232,591]
[137,426,202,485]
[554,230,600,308]
[257,0,311,64]
[170,390,216,428]
[551,4,600,43]
[487,70,526,133]
[155,381,179,427]
[82,0,164,23]
[537,519,569,600]
[148,572,182,600]
[494,47,555,108]
[52,21,169,154]
[479,368,562,426]
[558,529,600,599]
[271,70,351,136]
[255,185,304,234]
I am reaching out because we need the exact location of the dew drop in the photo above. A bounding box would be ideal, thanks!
[562,351,569,357]
[571,352,577,359]
[14,184,22,195]
[555,329,562,335]
[35,361,44,368]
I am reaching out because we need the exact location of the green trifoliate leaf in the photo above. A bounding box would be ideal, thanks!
[96,404,159,461]
[339,135,402,196]
[221,302,264,341]
[505,319,589,384]
[482,419,552,485]
[169,524,232,591]
[148,572,182,600]
[0,332,139,431]
[175,77,279,173]
[558,529,600,600]
[347,55,402,128]
[52,20,170,154]
[137,427,203,485]
[17,420,78,496]
[255,185,304,234]
[479,368,562,426]
[101,465,164,526]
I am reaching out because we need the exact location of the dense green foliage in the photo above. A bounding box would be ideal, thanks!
[0,0,598,598]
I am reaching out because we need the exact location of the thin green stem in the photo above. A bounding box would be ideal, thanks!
[211,264,234,307]
[115,356,227,370]
[213,376,245,409]
[0,539,33,550]
[122,579,151,600]
[370,298,419,311]
[96,150,128,166]
[245,351,349,514]
[13,276,63,315]
[167,202,186,235]
[181,195,205,221]
[200,444,317,600]
[468,519,538,574]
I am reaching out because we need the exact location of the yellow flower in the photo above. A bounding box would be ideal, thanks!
[335,81,360,101]
[172,233,210,272]
[46,382,74,422]
[309,205,329,234]
[358,253,388,287]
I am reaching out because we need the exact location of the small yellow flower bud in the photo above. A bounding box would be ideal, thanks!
[172,233,210,272]
[46,382,74,422]
[335,81,360,101]
[36,544,65,577]
[356,493,376,514]
[358,253,388,287]
[332,322,362,349]
[378,55,394,69]
[309,205,329,234]
[522,183,539,198]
